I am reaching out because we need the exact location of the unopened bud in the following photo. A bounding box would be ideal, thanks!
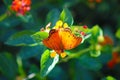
[97,35,104,43]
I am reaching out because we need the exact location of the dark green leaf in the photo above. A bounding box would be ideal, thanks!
[79,54,102,71]
[48,66,68,80]
[75,62,94,80]
[40,49,59,77]
[31,31,49,43]
[97,45,112,64]
[5,30,36,46]
[0,16,21,28]
[46,9,60,27]
[29,65,39,73]
[18,14,34,23]
[60,8,73,26]
[18,45,45,59]
[0,52,18,79]
[3,0,12,6]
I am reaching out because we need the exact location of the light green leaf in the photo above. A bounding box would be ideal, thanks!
[115,28,120,39]
[90,50,101,57]
[0,52,18,79]
[40,49,59,77]
[106,76,116,80]
[31,31,49,43]
[90,25,103,44]
[5,30,36,46]
[102,76,116,80]
[91,25,103,36]
[60,8,73,26]
[46,9,60,27]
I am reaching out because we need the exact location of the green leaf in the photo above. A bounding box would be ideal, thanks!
[60,8,73,26]
[18,14,34,23]
[102,76,116,80]
[90,50,101,57]
[40,49,59,77]
[31,31,49,43]
[0,15,21,28]
[106,76,116,80]
[91,25,103,36]
[3,0,12,6]
[5,30,36,46]
[71,25,91,34]
[18,45,45,59]
[29,65,39,73]
[0,52,18,79]
[115,28,120,39]
[97,45,112,64]
[0,13,7,21]
[79,54,102,71]
[46,9,60,27]
[48,66,68,80]
[75,62,94,80]
[90,25,103,44]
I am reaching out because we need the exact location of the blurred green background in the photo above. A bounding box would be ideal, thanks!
[0,0,120,80]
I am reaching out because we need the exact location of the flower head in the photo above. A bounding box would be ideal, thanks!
[42,20,82,58]
[11,0,31,15]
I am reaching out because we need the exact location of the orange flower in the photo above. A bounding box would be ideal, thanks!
[42,20,82,58]
[99,35,113,46]
[95,0,102,3]
[11,0,31,15]
[107,52,120,68]
[88,0,102,3]
[107,59,116,69]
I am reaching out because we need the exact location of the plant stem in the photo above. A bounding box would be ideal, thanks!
[59,45,120,63]
[59,47,91,63]
[0,13,8,21]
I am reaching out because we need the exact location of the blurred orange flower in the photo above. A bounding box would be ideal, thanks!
[95,0,102,3]
[88,0,102,3]
[11,0,31,15]
[100,35,113,46]
[107,52,120,68]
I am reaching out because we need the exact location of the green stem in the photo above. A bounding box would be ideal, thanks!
[60,45,120,63]
[0,13,8,21]
[59,47,91,63]
[16,56,26,78]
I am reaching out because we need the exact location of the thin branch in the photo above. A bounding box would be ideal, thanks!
[59,45,120,63]
[59,47,90,63]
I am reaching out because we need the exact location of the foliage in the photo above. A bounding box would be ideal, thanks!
[0,0,120,80]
